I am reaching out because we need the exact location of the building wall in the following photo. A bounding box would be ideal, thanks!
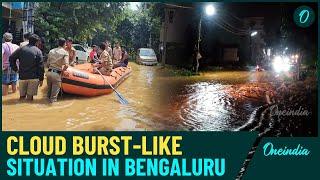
[160,7,196,66]
[2,5,24,43]
[2,2,11,9]
[161,8,194,43]
[2,2,35,43]
[160,4,270,67]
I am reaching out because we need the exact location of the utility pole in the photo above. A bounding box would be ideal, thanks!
[195,14,202,74]
[161,8,169,66]
[250,35,253,65]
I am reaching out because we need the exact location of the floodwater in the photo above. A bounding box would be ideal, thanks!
[157,70,317,136]
[2,63,164,131]
[2,65,316,135]
[155,70,272,131]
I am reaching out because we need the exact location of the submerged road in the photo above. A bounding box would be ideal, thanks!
[2,63,163,131]
[2,64,317,135]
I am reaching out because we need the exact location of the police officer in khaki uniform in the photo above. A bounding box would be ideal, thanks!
[65,37,76,66]
[46,38,69,103]
[93,43,113,76]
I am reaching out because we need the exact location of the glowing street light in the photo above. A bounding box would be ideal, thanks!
[250,31,258,65]
[272,56,291,73]
[205,4,216,16]
[250,31,258,37]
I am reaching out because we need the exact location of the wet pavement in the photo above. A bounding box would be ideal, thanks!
[156,69,317,136]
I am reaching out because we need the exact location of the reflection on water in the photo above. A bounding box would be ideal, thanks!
[158,81,264,131]
[179,83,248,131]
[3,66,273,131]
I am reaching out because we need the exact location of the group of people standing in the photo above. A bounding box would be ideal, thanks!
[2,32,128,103]
[2,32,43,100]
[89,41,129,76]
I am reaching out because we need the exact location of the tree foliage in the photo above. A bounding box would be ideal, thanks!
[34,2,162,53]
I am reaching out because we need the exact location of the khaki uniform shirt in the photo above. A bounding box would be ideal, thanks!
[65,46,76,65]
[100,50,113,73]
[47,47,69,71]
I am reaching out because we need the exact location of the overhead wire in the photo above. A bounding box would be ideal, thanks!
[216,18,248,33]
[212,19,248,36]
[161,3,251,36]
[223,10,246,23]
[162,3,193,9]
[213,9,249,35]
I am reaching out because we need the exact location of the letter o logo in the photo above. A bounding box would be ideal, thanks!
[294,6,315,28]
[299,10,309,24]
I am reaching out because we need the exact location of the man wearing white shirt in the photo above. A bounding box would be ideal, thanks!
[2,33,19,95]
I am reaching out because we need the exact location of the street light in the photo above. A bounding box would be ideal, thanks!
[195,4,216,74]
[250,31,257,37]
[249,31,258,66]
[205,4,216,16]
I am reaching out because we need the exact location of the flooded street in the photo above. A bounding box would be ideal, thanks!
[3,65,317,135]
[159,82,262,131]
[155,70,272,131]
[2,63,165,131]
[156,69,317,136]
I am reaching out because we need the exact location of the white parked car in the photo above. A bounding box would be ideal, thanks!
[136,48,158,66]
[73,44,90,64]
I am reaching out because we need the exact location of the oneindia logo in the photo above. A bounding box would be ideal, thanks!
[294,6,315,28]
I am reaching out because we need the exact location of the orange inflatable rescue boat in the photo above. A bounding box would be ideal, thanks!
[61,63,131,96]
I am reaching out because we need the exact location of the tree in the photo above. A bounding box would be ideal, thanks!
[116,18,134,48]
[34,2,162,55]
[34,2,125,49]
[100,2,162,53]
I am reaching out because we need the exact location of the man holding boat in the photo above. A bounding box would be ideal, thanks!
[46,38,69,103]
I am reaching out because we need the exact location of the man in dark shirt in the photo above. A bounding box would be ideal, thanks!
[9,34,44,101]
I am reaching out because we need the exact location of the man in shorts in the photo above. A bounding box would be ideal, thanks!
[9,34,44,100]
[2,33,19,96]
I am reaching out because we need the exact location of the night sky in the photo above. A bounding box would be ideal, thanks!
[170,2,318,66]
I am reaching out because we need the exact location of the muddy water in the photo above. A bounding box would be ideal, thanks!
[2,63,166,131]
[155,70,271,131]
[4,65,302,132]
